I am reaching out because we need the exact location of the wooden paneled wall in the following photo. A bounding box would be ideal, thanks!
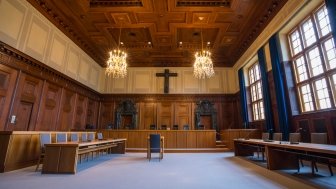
[98,94,240,131]
[0,42,100,131]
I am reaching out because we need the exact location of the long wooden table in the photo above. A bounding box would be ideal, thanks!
[234,139,336,170]
[0,131,95,172]
[42,138,126,174]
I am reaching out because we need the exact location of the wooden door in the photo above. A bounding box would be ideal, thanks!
[174,102,192,130]
[7,74,43,131]
[200,115,212,129]
[12,101,33,131]
[0,64,18,130]
[157,102,173,129]
[139,102,156,130]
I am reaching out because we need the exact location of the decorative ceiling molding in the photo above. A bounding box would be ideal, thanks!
[90,0,143,7]
[176,0,231,7]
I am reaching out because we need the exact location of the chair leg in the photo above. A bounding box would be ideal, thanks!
[311,161,315,175]
[313,161,318,172]
[35,156,42,171]
[300,159,304,167]
[328,162,333,176]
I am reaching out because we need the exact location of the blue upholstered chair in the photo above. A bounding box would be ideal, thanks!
[97,132,104,140]
[87,132,95,141]
[56,133,67,143]
[35,133,51,171]
[70,133,79,142]
[147,134,164,161]
[81,132,88,142]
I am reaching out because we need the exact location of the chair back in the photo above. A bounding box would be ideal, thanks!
[262,133,269,140]
[70,133,79,142]
[56,133,67,143]
[173,125,179,130]
[198,125,205,130]
[273,133,282,141]
[97,132,103,140]
[161,125,167,130]
[150,124,156,130]
[88,132,95,141]
[40,133,51,151]
[81,133,88,142]
[289,133,300,143]
[149,134,161,153]
[183,125,189,130]
[311,133,328,144]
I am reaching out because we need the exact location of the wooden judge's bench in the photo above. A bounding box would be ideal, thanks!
[98,129,217,149]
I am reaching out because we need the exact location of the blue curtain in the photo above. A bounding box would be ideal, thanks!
[325,0,336,41]
[257,48,274,132]
[238,68,249,128]
[269,34,290,140]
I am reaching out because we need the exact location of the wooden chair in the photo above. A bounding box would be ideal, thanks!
[35,133,51,171]
[273,133,282,141]
[147,134,164,161]
[56,133,67,143]
[289,133,301,144]
[262,132,270,141]
[257,133,270,160]
[310,133,333,176]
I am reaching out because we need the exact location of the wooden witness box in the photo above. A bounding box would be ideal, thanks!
[42,139,126,174]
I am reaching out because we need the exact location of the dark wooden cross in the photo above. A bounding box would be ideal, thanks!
[156,69,177,93]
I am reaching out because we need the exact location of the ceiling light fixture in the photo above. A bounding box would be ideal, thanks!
[193,18,215,79]
[106,22,127,78]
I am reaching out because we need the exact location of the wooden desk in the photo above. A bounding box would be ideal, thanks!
[42,138,126,174]
[234,139,336,170]
[220,129,261,150]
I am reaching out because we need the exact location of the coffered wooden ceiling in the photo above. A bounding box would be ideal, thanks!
[27,0,287,67]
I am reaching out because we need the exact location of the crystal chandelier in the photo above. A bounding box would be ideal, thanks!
[193,25,215,79]
[106,25,127,78]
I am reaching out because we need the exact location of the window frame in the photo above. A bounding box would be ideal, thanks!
[288,3,336,113]
[248,62,265,121]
